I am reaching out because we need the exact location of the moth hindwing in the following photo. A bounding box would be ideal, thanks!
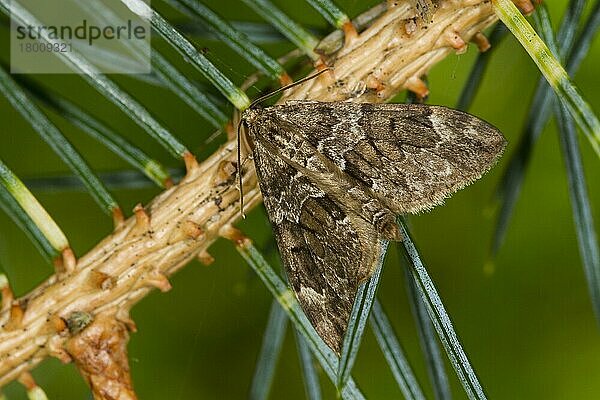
[242,101,506,353]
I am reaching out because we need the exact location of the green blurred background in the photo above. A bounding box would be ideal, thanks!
[1,0,599,398]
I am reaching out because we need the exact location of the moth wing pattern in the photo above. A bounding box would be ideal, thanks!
[271,101,507,215]
[252,141,386,353]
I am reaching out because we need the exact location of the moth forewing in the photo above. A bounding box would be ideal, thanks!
[249,138,387,353]
[246,102,506,212]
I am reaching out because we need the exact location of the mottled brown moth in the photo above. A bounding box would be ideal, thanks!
[240,86,506,353]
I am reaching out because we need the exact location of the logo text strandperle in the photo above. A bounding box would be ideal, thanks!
[15,19,148,46]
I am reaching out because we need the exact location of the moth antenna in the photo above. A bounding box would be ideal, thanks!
[237,118,246,219]
[247,67,331,110]
[237,67,331,218]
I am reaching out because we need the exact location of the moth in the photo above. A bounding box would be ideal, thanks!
[240,98,506,353]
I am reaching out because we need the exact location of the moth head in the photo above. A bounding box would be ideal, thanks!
[240,108,259,126]
[239,109,260,145]
[241,67,331,127]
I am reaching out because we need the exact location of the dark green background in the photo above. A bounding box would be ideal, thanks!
[1,0,599,398]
